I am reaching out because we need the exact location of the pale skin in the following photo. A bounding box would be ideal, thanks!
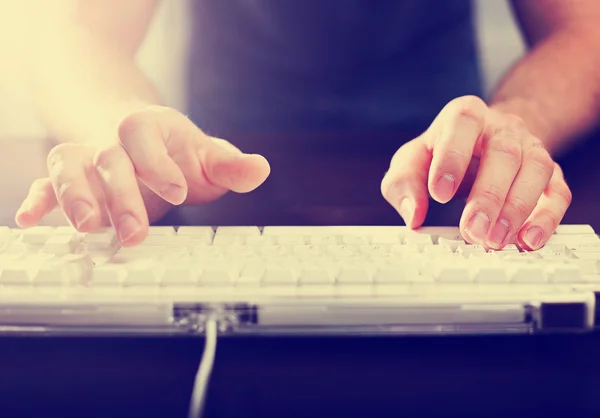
[15,0,600,250]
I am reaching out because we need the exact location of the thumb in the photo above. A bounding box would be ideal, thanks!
[199,137,271,194]
[381,137,432,228]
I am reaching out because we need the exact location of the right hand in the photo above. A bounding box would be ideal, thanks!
[15,106,271,246]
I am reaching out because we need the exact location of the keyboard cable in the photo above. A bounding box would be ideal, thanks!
[188,317,218,418]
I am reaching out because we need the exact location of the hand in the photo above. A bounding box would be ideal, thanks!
[381,96,572,250]
[15,106,271,246]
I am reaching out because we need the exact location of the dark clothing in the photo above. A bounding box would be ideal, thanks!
[187,0,483,138]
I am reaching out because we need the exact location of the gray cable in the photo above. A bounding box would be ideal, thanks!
[188,318,218,418]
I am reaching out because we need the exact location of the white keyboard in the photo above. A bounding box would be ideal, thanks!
[0,224,599,335]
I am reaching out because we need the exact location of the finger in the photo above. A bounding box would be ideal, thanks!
[118,107,188,205]
[120,106,270,203]
[459,118,524,245]
[485,137,554,249]
[199,138,271,195]
[428,96,487,203]
[15,178,57,228]
[44,143,103,232]
[517,164,571,251]
[381,137,431,228]
[93,144,149,246]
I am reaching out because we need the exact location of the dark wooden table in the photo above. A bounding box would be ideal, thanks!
[1,131,600,418]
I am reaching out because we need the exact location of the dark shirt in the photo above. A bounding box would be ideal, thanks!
[175,0,484,225]
[187,0,483,139]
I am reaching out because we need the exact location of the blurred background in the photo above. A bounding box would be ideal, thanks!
[0,0,525,225]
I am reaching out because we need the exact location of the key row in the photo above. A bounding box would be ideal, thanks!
[0,259,595,287]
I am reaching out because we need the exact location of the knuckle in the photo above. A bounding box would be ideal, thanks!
[118,112,148,143]
[450,95,487,124]
[477,183,506,208]
[504,195,534,219]
[527,146,555,179]
[553,183,573,206]
[442,148,471,170]
[488,132,522,162]
[105,188,130,203]
[92,145,126,172]
[55,181,76,202]
[502,114,527,132]
[118,105,173,142]
[381,177,397,201]
[46,143,77,170]
[533,207,561,228]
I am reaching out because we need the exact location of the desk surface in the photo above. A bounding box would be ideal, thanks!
[1,133,600,418]
[1,334,600,418]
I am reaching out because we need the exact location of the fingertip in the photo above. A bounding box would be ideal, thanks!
[15,201,46,228]
[519,225,545,251]
[430,173,457,204]
[15,210,37,228]
[213,153,271,193]
[388,195,428,229]
[159,182,188,206]
[116,214,149,247]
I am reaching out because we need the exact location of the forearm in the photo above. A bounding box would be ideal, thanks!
[30,25,161,146]
[490,27,600,155]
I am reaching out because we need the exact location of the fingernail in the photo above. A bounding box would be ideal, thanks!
[434,174,456,203]
[467,212,490,241]
[397,198,414,226]
[117,214,141,243]
[523,227,544,250]
[160,183,186,204]
[71,201,93,229]
[487,218,510,248]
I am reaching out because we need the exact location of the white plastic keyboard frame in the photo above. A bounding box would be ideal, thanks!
[0,225,598,336]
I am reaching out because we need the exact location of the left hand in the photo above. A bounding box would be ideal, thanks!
[381,95,572,251]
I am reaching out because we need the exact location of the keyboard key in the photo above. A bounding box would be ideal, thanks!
[92,265,125,286]
[276,235,307,245]
[212,235,243,246]
[43,234,80,255]
[215,226,260,236]
[475,266,508,283]
[263,264,298,285]
[510,265,546,283]
[373,265,407,283]
[0,263,34,285]
[298,265,335,285]
[337,264,373,284]
[547,234,600,245]
[548,264,583,283]
[122,262,160,287]
[435,263,473,283]
[199,263,239,286]
[555,225,596,235]
[160,263,199,287]
[176,226,214,244]
[0,226,11,250]
[21,226,55,245]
